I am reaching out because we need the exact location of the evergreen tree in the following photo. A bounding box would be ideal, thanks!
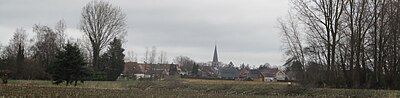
[191,63,198,76]
[169,64,178,75]
[100,38,125,81]
[3,28,27,79]
[228,61,234,67]
[49,43,88,86]
[15,43,24,79]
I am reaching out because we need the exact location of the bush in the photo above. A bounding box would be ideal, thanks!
[0,70,11,84]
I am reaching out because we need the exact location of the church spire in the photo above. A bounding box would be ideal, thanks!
[212,44,219,66]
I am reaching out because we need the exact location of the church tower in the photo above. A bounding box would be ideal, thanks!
[212,45,219,67]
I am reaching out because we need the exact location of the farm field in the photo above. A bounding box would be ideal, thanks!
[0,78,399,97]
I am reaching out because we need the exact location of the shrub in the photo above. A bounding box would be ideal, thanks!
[0,70,11,84]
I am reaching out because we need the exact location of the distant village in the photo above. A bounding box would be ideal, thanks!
[121,45,292,82]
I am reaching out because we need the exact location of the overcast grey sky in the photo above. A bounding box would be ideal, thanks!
[0,0,289,67]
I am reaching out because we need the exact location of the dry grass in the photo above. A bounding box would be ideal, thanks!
[182,78,291,85]
[1,79,399,97]
[0,80,271,98]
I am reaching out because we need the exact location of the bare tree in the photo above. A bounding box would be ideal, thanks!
[278,12,306,67]
[72,36,94,66]
[4,28,27,58]
[367,0,389,89]
[54,20,67,47]
[382,0,400,89]
[149,46,157,64]
[3,28,28,79]
[125,50,137,62]
[173,56,196,72]
[342,0,376,88]
[79,0,127,69]
[142,47,149,63]
[287,0,346,86]
[32,20,66,66]
[281,0,400,89]
[158,50,168,64]
[30,20,66,79]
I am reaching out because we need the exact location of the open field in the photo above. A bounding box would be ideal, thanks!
[1,78,400,97]
[182,79,291,85]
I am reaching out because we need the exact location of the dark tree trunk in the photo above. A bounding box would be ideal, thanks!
[92,44,100,70]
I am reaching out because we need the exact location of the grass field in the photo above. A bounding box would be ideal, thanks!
[1,78,400,97]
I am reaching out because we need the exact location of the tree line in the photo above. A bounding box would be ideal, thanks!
[0,0,126,85]
[280,0,400,89]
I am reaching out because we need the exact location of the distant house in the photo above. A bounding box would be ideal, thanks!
[275,70,287,81]
[198,66,218,78]
[123,62,145,79]
[122,62,178,80]
[218,67,239,80]
[247,69,263,81]
[145,64,172,80]
[259,68,287,82]
[145,69,168,80]
[179,71,189,76]
[239,68,249,80]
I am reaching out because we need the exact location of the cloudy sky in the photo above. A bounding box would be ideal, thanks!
[0,0,289,67]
